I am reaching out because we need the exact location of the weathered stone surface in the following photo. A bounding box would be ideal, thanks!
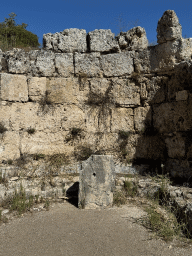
[7,49,30,73]
[89,78,111,97]
[46,77,78,104]
[55,53,74,77]
[0,73,28,102]
[153,101,192,133]
[88,29,120,53]
[33,50,55,76]
[176,90,188,101]
[157,10,182,44]
[135,135,165,160]
[164,159,192,178]
[28,77,47,102]
[101,52,134,77]
[78,155,115,209]
[112,78,140,106]
[21,131,74,155]
[134,106,152,132]
[117,26,148,50]
[111,108,134,133]
[0,131,20,161]
[165,133,186,158]
[43,29,87,53]
[84,106,111,133]
[60,105,85,131]
[74,52,102,77]
[134,49,151,74]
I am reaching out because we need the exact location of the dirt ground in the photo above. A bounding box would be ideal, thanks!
[0,201,192,256]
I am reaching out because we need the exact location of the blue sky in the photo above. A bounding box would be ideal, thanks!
[1,0,192,46]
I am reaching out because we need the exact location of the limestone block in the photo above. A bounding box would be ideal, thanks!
[134,49,151,74]
[176,90,188,101]
[153,101,192,133]
[134,106,152,132]
[101,52,134,77]
[55,53,74,77]
[7,49,30,73]
[140,76,166,105]
[112,78,140,106]
[157,10,182,44]
[0,131,20,161]
[165,133,185,158]
[164,159,192,178]
[94,132,119,152]
[135,135,165,160]
[84,106,111,133]
[116,26,148,51]
[21,131,74,156]
[89,78,111,98]
[60,105,86,131]
[78,155,115,209]
[74,52,102,77]
[88,29,120,53]
[0,73,28,102]
[43,29,87,53]
[111,108,134,133]
[34,50,55,76]
[28,77,46,102]
[46,77,78,104]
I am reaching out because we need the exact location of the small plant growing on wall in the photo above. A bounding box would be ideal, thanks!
[0,122,7,134]
[65,127,82,142]
[27,127,36,135]
[39,90,53,114]
[74,144,93,161]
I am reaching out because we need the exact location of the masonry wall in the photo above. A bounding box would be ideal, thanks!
[1,9,192,183]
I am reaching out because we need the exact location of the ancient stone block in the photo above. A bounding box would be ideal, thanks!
[7,49,30,73]
[101,52,134,77]
[28,77,47,102]
[176,90,188,101]
[157,10,182,44]
[135,135,165,160]
[43,29,87,53]
[34,50,55,76]
[88,29,120,53]
[153,101,192,133]
[84,106,111,133]
[46,77,78,104]
[116,26,148,51]
[74,52,102,77]
[89,78,111,97]
[78,155,115,209]
[112,78,140,106]
[21,131,74,156]
[0,73,28,102]
[134,106,152,132]
[164,159,192,178]
[111,108,134,133]
[55,53,74,77]
[165,133,186,158]
[0,131,20,161]
[134,49,151,74]
[60,105,86,131]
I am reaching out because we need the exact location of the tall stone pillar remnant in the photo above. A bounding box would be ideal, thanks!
[78,155,115,209]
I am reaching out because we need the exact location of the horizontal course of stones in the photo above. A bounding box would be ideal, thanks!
[1,9,192,181]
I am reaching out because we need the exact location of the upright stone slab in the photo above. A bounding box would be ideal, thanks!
[78,155,115,209]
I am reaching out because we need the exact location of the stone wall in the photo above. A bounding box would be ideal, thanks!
[1,9,192,182]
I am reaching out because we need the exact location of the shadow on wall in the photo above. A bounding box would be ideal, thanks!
[133,61,192,184]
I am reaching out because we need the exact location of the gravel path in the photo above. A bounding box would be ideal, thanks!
[0,201,191,256]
